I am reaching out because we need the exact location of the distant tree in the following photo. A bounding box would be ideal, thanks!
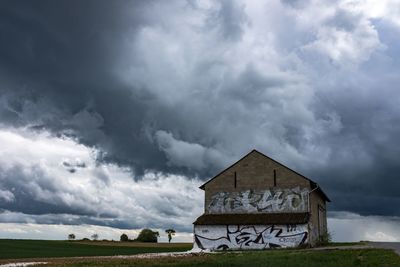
[68,233,76,241]
[120,233,129,242]
[136,229,159,243]
[91,233,99,241]
[165,229,176,243]
[82,238,90,241]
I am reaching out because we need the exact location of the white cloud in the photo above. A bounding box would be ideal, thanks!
[328,212,400,242]
[0,223,194,242]
[0,127,203,232]
[342,0,400,28]
[155,130,229,171]
[304,23,381,66]
[117,0,394,174]
[282,0,384,67]
[365,231,397,242]
[0,189,14,202]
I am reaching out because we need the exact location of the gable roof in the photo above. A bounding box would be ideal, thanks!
[199,149,330,202]
[193,212,310,225]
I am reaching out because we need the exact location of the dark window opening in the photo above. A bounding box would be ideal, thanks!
[273,169,277,186]
[234,171,237,188]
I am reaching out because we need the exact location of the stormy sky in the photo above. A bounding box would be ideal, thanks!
[0,0,400,241]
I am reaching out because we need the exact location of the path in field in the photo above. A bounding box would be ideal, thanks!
[0,251,199,266]
[0,263,47,267]
[310,242,400,256]
[370,242,400,256]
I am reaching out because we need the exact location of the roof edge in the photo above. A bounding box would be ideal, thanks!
[199,149,330,202]
[310,181,331,202]
[199,149,257,190]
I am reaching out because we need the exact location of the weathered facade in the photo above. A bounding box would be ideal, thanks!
[193,149,330,250]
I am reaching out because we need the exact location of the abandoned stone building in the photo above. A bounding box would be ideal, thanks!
[193,149,330,250]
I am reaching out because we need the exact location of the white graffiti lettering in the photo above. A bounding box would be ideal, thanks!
[194,224,308,250]
[208,187,309,214]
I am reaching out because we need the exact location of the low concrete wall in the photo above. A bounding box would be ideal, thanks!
[194,224,308,250]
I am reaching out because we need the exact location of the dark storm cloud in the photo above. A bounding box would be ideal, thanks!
[0,0,254,178]
[0,0,170,176]
[0,0,400,229]
[309,75,400,216]
[0,210,138,229]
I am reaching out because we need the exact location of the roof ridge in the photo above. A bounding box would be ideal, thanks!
[198,149,330,202]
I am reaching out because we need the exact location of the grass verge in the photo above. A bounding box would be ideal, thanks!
[324,241,368,247]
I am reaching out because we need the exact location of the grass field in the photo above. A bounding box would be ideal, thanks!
[34,249,400,267]
[1,239,399,267]
[0,239,192,259]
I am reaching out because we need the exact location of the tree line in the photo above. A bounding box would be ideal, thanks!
[68,228,176,243]
[120,228,176,243]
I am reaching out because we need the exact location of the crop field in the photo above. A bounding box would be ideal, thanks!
[1,240,400,267]
[0,239,192,259]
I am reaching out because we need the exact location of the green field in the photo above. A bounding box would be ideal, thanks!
[1,240,400,267]
[0,239,192,259]
[43,249,400,267]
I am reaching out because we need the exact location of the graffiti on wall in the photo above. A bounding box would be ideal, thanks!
[194,224,308,250]
[207,187,309,213]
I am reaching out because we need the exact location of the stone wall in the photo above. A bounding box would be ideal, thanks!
[207,187,309,214]
[203,151,311,212]
[309,190,327,245]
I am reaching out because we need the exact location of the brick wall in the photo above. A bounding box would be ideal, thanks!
[204,151,310,212]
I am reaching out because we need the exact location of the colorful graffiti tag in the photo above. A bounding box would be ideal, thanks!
[207,187,309,214]
[194,224,308,250]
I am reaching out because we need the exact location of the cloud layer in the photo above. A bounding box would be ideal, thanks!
[0,128,203,232]
[0,0,400,236]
